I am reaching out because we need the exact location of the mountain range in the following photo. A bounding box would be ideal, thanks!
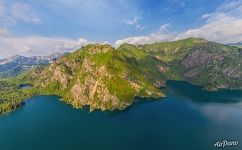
[0,53,62,78]
[231,44,242,48]
[1,37,242,113]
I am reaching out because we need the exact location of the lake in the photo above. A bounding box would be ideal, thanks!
[0,81,242,150]
[19,84,32,89]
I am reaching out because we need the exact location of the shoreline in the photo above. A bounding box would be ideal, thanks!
[2,80,242,115]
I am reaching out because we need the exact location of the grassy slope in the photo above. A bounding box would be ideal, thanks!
[139,38,207,62]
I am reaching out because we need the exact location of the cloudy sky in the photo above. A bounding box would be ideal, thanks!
[0,0,242,58]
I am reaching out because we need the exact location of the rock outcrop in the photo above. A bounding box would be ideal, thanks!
[182,50,224,69]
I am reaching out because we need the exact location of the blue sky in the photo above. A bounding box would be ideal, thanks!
[0,0,242,58]
[3,0,222,41]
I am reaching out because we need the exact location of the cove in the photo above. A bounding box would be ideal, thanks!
[0,81,242,150]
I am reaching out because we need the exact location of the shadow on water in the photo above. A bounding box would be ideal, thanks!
[165,80,242,104]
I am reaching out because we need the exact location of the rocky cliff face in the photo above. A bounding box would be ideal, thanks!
[33,44,164,111]
[181,49,224,69]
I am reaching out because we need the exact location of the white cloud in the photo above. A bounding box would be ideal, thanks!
[216,0,242,12]
[135,24,145,31]
[10,3,42,24]
[124,16,145,30]
[158,24,170,32]
[116,0,242,46]
[125,16,140,25]
[0,31,90,58]
[0,2,41,25]
[175,0,242,44]
[115,24,175,47]
[201,13,212,19]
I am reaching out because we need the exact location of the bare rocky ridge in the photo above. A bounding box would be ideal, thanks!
[181,49,224,69]
[222,67,242,78]
[183,69,199,79]
[53,66,70,88]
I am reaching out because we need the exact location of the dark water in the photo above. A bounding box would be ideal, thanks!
[0,81,242,150]
[19,84,32,89]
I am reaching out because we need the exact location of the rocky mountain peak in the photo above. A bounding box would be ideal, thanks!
[86,44,114,54]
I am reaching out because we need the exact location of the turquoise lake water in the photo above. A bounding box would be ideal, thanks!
[0,81,242,150]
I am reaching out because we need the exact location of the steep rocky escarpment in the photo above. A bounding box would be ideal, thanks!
[181,49,224,69]
[32,44,164,111]
[222,67,242,79]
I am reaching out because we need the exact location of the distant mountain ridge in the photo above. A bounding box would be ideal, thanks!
[231,44,242,48]
[0,53,62,78]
